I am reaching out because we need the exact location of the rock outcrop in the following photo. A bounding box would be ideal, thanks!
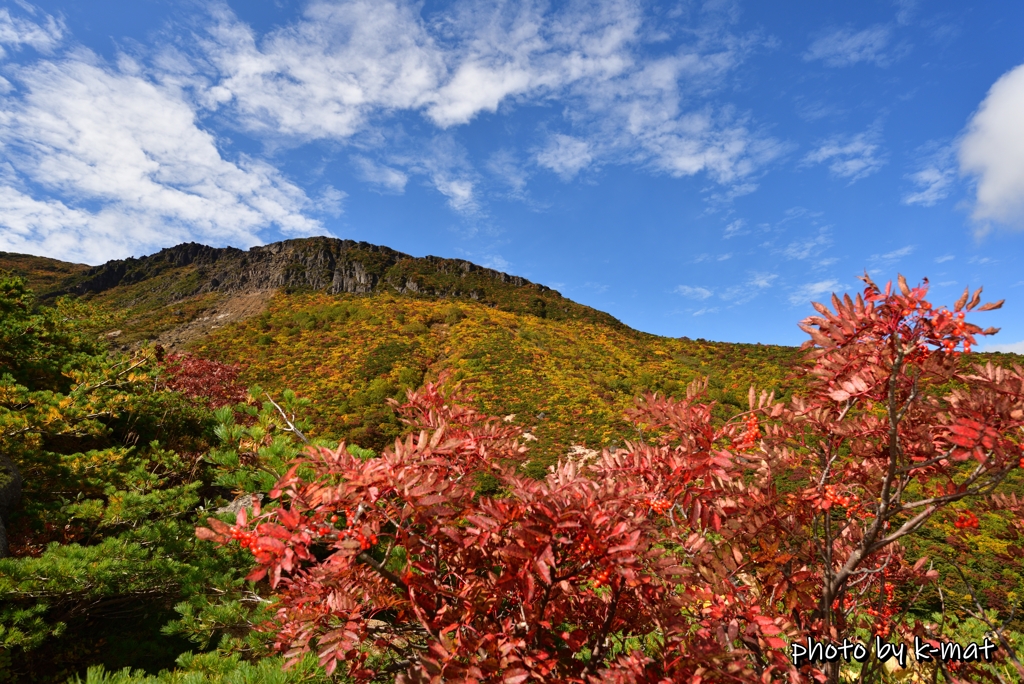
[43,236,626,332]
[63,237,549,300]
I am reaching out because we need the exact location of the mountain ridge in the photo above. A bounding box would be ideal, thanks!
[7,237,629,344]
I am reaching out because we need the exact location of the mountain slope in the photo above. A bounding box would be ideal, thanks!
[1,238,805,466]
[43,237,625,347]
[0,252,89,295]
[192,290,803,470]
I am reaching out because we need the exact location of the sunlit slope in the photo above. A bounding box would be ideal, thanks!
[193,291,804,472]
[0,251,89,295]
[10,236,632,347]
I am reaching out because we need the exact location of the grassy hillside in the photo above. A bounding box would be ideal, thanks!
[0,242,808,471]
[0,252,89,295]
[192,291,804,473]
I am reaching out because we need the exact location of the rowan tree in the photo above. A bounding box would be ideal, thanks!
[198,275,1024,683]
[761,274,1024,683]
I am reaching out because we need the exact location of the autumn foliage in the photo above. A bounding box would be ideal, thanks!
[198,275,1024,683]
[160,351,248,409]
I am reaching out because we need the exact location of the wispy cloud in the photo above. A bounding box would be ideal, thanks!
[981,339,1024,354]
[479,253,511,271]
[794,98,845,122]
[783,227,832,260]
[868,245,914,273]
[201,0,444,141]
[0,6,64,59]
[352,156,408,193]
[723,218,748,238]
[789,278,842,305]
[536,134,593,180]
[391,135,481,215]
[720,271,777,305]
[935,255,954,263]
[486,149,529,197]
[196,0,782,197]
[804,24,897,68]
[893,0,919,26]
[902,143,956,206]
[316,186,346,217]
[803,128,887,181]
[675,285,714,300]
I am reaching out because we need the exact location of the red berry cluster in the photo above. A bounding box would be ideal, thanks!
[229,527,259,549]
[733,415,761,450]
[353,531,378,550]
[647,497,673,515]
[574,533,601,559]
[954,510,979,530]
[935,309,971,354]
[591,568,612,588]
[325,511,378,550]
[821,485,855,509]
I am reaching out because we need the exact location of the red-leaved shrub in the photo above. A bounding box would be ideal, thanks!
[161,352,247,409]
[199,276,1024,683]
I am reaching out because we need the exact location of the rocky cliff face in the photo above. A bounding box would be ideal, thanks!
[65,237,549,301]
[42,236,627,334]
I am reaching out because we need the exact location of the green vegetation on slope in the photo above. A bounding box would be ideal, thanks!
[193,291,803,473]
[0,273,335,683]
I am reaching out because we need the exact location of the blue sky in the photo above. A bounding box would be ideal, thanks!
[1,0,1023,348]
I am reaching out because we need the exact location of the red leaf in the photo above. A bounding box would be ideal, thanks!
[246,567,268,582]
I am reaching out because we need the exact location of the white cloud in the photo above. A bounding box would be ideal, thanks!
[804,25,895,68]
[486,149,529,196]
[352,156,408,193]
[789,278,842,306]
[536,134,593,179]
[983,339,1024,354]
[959,63,1024,229]
[719,272,777,305]
[803,129,886,181]
[868,246,914,273]
[783,227,831,260]
[794,99,844,122]
[903,144,955,206]
[200,0,781,193]
[0,6,64,59]
[903,166,953,206]
[202,0,444,141]
[935,255,954,263]
[722,218,747,238]
[747,272,778,289]
[675,285,714,300]
[434,177,477,214]
[479,253,510,271]
[893,0,919,26]
[393,136,480,215]
[423,0,643,128]
[0,49,321,264]
[316,185,346,216]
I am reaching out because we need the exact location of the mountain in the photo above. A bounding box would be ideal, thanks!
[40,237,625,347]
[2,238,806,467]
